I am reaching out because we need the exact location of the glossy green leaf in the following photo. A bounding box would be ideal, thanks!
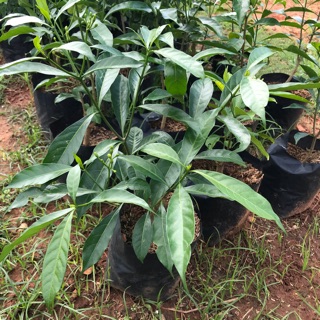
[110,75,129,135]
[153,205,173,273]
[4,15,47,26]
[0,208,73,262]
[167,185,195,288]
[98,68,119,108]
[82,207,121,271]
[184,183,229,199]
[66,165,81,203]
[85,56,143,75]
[91,19,113,47]
[119,155,167,184]
[0,60,69,77]
[155,48,204,78]
[268,82,320,91]
[189,78,214,118]
[132,212,153,262]
[141,143,183,166]
[91,189,152,212]
[139,104,198,132]
[247,47,274,71]
[7,164,71,188]
[233,0,250,26]
[193,170,285,231]
[198,17,222,37]
[164,61,187,96]
[36,0,51,22]
[143,88,172,103]
[7,187,42,210]
[54,42,96,62]
[270,91,310,103]
[106,1,152,17]
[43,114,95,165]
[140,25,167,49]
[195,149,246,166]
[127,127,143,154]
[0,26,35,41]
[55,0,80,21]
[42,212,73,309]
[84,140,119,165]
[285,45,316,63]
[218,115,251,152]
[240,77,268,122]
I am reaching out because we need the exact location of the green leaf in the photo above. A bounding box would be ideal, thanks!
[233,0,250,26]
[247,47,274,71]
[85,57,143,75]
[0,209,73,262]
[194,149,246,166]
[184,183,229,199]
[84,140,119,165]
[193,48,237,61]
[4,15,47,26]
[91,19,113,47]
[127,127,143,154]
[164,61,187,96]
[285,45,316,64]
[7,187,43,210]
[90,189,152,212]
[43,114,95,165]
[0,26,35,41]
[167,185,195,288]
[55,0,80,21]
[7,164,71,188]
[0,60,69,77]
[141,143,183,166]
[119,155,167,184]
[269,91,310,103]
[153,205,173,273]
[106,1,152,17]
[139,104,198,132]
[143,88,172,103]
[198,17,222,37]
[54,42,96,62]
[193,170,285,231]
[66,165,81,203]
[268,82,320,91]
[36,0,51,22]
[155,48,204,78]
[42,212,73,309]
[140,25,167,49]
[110,75,129,135]
[189,78,214,118]
[240,77,268,123]
[82,207,120,271]
[218,115,251,152]
[98,68,119,107]
[132,212,153,262]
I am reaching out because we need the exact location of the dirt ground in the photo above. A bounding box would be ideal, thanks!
[0,2,320,318]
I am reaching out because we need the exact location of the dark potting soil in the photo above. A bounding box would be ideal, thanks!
[286,142,320,164]
[87,125,117,146]
[149,117,187,132]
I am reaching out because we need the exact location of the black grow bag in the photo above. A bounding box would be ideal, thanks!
[194,152,263,246]
[32,74,83,139]
[259,131,320,218]
[107,218,180,301]
[262,73,306,131]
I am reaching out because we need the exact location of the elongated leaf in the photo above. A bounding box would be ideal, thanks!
[119,155,167,184]
[155,48,204,78]
[184,183,229,199]
[106,1,152,17]
[98,68,119,107]
[85,140,119,165]
[240,77,268,122]
[110,75,129,135]
[127,127,143,154]
[218,115,251,152]
[270,91,310,103]
[247,47,274,71]
[139,104,198,132]
[4,15,47,26]
[195,149,246,166]
[268,82,320,91]
[42,212,73,309]
[153,205,173,273]
[55,0,80,21]
[91,20,113,47]
[193,170,284,231]
[0,60,69,77]
[140,25,167,49]
[189,78,214,118]
[91,189,152,212]
[143,88,172,103]
[84,56,143,75]
[82,207,121,270]
[167,185,195,287]
[193,48,237,61]
[198,17,222,37]
[141,143,183,166]
[285,45,316,64]
[66,165,81,203]
[0,26,35,41]
[132,212,153,262]
[233,0,250,26]
[7,164,71,188]
[54,42,96,62]
[43,114,95,165]
[8,187,43,210]
[0,208,73,262]
[164,61,187,96]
